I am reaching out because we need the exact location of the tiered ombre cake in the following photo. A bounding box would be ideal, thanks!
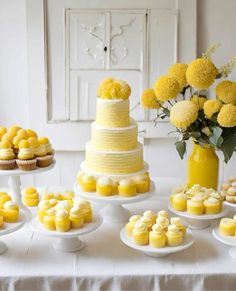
[85,98,145,176]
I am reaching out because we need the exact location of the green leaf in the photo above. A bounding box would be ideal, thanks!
[175,141,186,160]
[209,126,223,146]
[162,107,170,117]
[220,129,236,163]
[191,131,201,139]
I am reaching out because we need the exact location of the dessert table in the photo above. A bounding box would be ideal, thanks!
[1,178,236,291]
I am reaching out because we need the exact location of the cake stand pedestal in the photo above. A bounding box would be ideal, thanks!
[0,212,26,254]
[0,161,56,220]
[74,182,155,223]
[30,215,102,252]
[213,227,236,259]
[168,204,228,230]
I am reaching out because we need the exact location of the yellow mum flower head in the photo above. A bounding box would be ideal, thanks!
[98,78,131,100]
[170,100,198,129]
[186,58,218,89]
[168,63,188,91]
[153,76,180,101]
[190,95,206,110]
[203,99,222,119]
[215,80,236,105]
[217,104,236,127]
[141,89,161,109]
[97,78,114,97]
[116,80,131,99]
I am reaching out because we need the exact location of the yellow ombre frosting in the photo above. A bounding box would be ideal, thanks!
[18,140,34,160]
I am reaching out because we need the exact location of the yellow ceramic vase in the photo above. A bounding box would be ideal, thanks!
[187,143,219,190]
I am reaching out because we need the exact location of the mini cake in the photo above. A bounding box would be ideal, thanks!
[36,137,54,167]
[55,209,70,232]
[156,216,170,231]
[125,215,141,237]
[132,174,150,193]
[204,197,221,214]
[0,192,11,207]
[56,200,72,212]
[37,200,51,223]
[38,137,54,155]
[0,141,16,170]
[166,225,183,246]
[149,224,167,248]
[157,210,169,220]
[171,193,188,211]
[140,215,154,231]
[44,208,56,231]
[22,187,39,207]
[81,174,96,192]
[3,201,19,223]
[143,210,156,225]
[96,177,113,196]
[118,178,136,197]
[77,200,92,223]
[16,140,37,170]
[133,222,149,245]
[69,206,84,229]
[187,197,204,215]
[170,217,186,236]
[219,218,236,236]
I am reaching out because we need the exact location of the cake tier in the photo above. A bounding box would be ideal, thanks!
[96,98,130,128]
[91,119,138,151]
[85,142,144,174]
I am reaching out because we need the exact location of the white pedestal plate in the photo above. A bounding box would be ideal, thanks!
[30,215,102,252]
[213,227,236,259]
[168,204,228,229]
[74,182,155,223]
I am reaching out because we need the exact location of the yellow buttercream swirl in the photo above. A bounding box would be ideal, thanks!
[18,148,34,160]
[0,148,15,160]
[34,145,47,157]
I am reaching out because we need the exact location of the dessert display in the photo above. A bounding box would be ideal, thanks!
[37,191,93,232]
[22,187,40,207]
[75,78,153,197]
[0,192,20,228]
[170,184,224,215]
[221,176,236,204]
[219,216,236,237]
[125,210,187,248]
[0,125,54,171]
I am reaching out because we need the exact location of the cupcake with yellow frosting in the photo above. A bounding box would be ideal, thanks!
[143,210,156,225]
[149,224,167,248]
[69,206,84,229]
[187,197,204,215]
[125,215,141,237]
[96,177,113,196]
[34,138,53,168]
[166,225,183,246]
[3,201,19,223]
[55,200,73,212]
[204,197,221,214]
[170,193,188,212]
[16,129,28,140]
[77,200,92,223]
[22,187,39,207]
[26,129,38,139]
[16,140,36,170]
[12,135,22,154]
[132,174,150,193]
[156,216,170,231]
[133,222,149,245]
[0,192,11,207]
[0,126,7,140]
[37,200,51,223]
[81,174,96,192]
[0,141,16,170]
[219,218,236,236]
[43,208,56,231]
[55,209,70,232]
[118,179,136,197]
[38,137,54,155]
[170,217,186,236]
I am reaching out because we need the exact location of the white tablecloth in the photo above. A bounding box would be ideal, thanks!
[1,178,236,291]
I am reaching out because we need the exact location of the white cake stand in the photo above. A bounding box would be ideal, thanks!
[0,211,26,254]
[212,227,236,259]
[30,215,102,252]
[168,204,228,230]
[224,201,236,208]
[74,182,155,223]
[0,161,56,220]
[120,228,194,257]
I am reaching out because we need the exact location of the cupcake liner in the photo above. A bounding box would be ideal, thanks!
[16,159,37,171]
[36,155,53,168]
[0,159,16,170]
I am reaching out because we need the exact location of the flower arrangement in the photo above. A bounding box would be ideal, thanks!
[141,44,236,163]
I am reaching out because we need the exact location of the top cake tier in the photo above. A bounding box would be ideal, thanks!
[96,98,130,128]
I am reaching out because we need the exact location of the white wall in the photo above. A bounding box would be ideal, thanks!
[0,0,235,187]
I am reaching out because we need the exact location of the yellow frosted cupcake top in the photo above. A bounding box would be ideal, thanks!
[18,140,34,160]
[97,177,113,186]
[0,141,12,149]
[97,78,131,100]
[0,141,15,160]
[82,174,96,183]
[27,129,38,138]
[170,217,184,227]
[28,137,39,148]
[8,126,21,136]
[157,210,169,219]
[167,225,181,234]
[0,126,7,137]
[152,223,165,234]
[156,216,170,229]
[4,201,19,210]
[133,221,147,232]
[143,210,156,220]
[38,200,51,210]
[56,209,69,219]
[129,215,141,224]
[13,136,22,148]
[34,144,47,157]
[24,187,37,195]
[70,206,83,217]
[1,133,12,144]
[17,129,28,140]
[38,137,49,145]
[119,178,135,187]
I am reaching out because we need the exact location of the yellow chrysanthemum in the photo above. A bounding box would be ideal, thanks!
[97,77,114,97]
[215,80,236,105]
[186,58,218,89]
[116,80,131,99]
[190,95,206,110]
[217,104,236,127]
[141,89,161,109]
[98,78,131,100]
[153,76,180,101]
[203,99,222,119]
[168,63,188,91]
[170,100,198,129]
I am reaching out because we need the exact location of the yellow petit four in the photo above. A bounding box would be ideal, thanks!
[37,200,51,223]
[69,206,84,229]
[219,218,236,236]
[3,201,19,223]
[77,200,92,223]
[204,197,221,214]
[170,217,186,236]
[166,225,183,246]
[140,215,153,231]
[157,210,169,220]
[55,210,70,232]
[22,187,39,207]
[133,222,149,245]
[132,174,150,193]
[149,224,167,248]
[118,179,136,197]
[187,197,204,215]
[171,193,188,212]
[155,216,170,231]
[44,208,56,231]
[143,210,156,225]
[81,174,96,192]
[97,177,113,196]
[125,215,141,237]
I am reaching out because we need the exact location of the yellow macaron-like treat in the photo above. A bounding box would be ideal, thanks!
[133,222,149,246]
[43,208,56,231]
[149,224,167,248]
[171,193,188,212]
[81,174,97,192]
[125,215,141,237]
[3,201,19,223]
[76,170,85,185]
[69,206,84,229]
[143,210,156,226]
[132,174,150,193]
[37,200,51,223]
[55,209,70,232]
[96,177,113,196]
[166,225,183,246]
[204,197,221,214]
[76,200,93,223]
[219,218,236,236]
[187,197,204,215]
[22,187,39,207]
[118,178,136,197]
[170,217,186,236]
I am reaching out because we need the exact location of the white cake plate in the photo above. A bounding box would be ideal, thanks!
[0,211,26,254]
[224,201,236,208]
[30,215,102,252]
[168,204,228,230]
[74,182,155,223]
[0,160,56,220]
[120,228,194,257]
[212,227,236,259]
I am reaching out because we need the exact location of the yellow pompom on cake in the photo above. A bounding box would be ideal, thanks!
[96,177,113,196]
[16,140,37,171]
[22,187,40,207]
[97,78,131,100]
[3,201,19,223]
[0,140,16,170]
[118,178,136,197]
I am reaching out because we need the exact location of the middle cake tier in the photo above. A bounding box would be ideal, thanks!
[85,142,144,174]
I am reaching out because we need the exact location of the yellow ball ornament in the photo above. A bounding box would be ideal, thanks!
[168,63,188,91]
[153,76,180,102]
[141,89,161,109]
[217,104,236,127]
[203,99,222,119]
[215,80,236,105]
